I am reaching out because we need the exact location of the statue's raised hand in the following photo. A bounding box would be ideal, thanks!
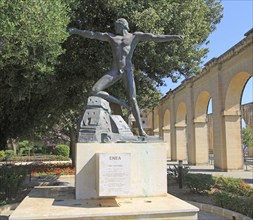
[177,35,184,40]
[68,28,77,34]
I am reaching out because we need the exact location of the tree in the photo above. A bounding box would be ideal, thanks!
[57,0,223,121]
[242,126,253,148]
[0,0,71,149]
[0,0,223,154]
[47,0,222,163]
[65,0,223,84]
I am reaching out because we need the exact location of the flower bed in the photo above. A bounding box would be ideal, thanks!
[182,174,253,218]
[31,162,75,177]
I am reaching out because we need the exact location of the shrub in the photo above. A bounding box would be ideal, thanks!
[4,149,15,160]
[54,144,69,158]
[213,190,253,218]
[185,173,214,193]
[45,145,55,154]
[50,155,70,161]
[0,150,6,161]
[17,140,34,156]
[242,126,253,149]
[212,177,253,217]
[214,176,253,197]
[0,165,29,200]
[0,154,70,163]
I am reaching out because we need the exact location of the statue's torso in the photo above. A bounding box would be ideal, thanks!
[109,33,137,71]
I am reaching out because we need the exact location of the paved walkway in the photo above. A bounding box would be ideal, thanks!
[167,162,253,185]
[198,211,228,220]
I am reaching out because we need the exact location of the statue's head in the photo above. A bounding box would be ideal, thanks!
[115,18,129,34]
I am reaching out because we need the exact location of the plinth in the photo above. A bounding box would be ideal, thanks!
[10,142,199,220]
[76,143,167,199]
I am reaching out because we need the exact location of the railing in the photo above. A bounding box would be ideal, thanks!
[244,156,253,171]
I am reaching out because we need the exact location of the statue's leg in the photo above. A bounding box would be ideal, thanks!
[91,69,130,110]
[123,68,147,136]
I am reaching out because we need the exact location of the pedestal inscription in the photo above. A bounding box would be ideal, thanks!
[97,153,131,197]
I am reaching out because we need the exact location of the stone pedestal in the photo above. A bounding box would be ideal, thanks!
[9,142,199,220]
[78,96,137,143]
[76,143,167,200]
[9,189,199,220]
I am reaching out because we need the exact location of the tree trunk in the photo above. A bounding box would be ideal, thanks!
[0,133,7,150]
[8,138,17,154]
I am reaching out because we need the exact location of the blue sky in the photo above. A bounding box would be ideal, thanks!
[159,0,253,105]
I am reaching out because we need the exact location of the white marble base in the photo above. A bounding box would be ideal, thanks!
[9,186,199,220]
[96,153,131,197]
[9,142,200,220]
[75,143,167,200]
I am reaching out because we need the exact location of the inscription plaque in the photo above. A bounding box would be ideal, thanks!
[97,153,131,197]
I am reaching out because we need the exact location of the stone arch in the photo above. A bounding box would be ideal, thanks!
[176,102,187,125]
[195,91,211,119]
[194,91,212,164]
[175,102,187,161]
[163,109,171,158]
[241,77,253,131]
[225,72,251,112]
[223,72,252,169]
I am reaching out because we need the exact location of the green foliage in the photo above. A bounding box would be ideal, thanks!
[54,144,70,158]
[185,173,214,193]
[61,0,224,107]
[212,176,253,217]
[0,0,70,72]
[0,0,223,153]
[213,191,253,218]
[67,0,223,83]
[134,70,162,110]
[214,176,253,197]
[0,0,71,149]
[49,0,222,163]
[242,126,253,148]
[1,154,69,163]
[0,150,6,161]
[4,149,15,160]
[0,165,29,201]
[50,155,70,161]
[17,140,34,156]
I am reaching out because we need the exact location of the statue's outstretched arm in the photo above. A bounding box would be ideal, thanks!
[68,28,110,41]
[135,32,183,42]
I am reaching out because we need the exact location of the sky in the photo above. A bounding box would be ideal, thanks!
[159,0,253,105]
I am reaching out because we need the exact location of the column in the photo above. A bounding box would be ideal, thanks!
[175,123,187,161]
[170,95,177,161]
[163,126,171,158]
[194,117,209,164]
[223,110,243,170]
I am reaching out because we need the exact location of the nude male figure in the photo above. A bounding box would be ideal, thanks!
[69,18,183,136]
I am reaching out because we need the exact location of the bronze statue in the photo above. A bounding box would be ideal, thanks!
[69,18,183,136]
